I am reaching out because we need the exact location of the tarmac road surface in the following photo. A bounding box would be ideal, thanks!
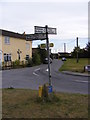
[2,59,89,94]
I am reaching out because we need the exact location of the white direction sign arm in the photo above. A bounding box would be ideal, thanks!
[35,26,46,34]
[26,33,46,40]
[34,26,57,34]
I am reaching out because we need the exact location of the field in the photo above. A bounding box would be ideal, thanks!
[59,58,89,73]
[2,89,88,118]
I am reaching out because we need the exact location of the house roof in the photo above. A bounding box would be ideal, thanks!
[0,29,31,40]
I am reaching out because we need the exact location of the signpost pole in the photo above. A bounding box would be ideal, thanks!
[76,37,79,63]
[28,25,57,87]
[46,25,51,86]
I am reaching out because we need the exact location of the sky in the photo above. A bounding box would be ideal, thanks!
[0,0,89,53]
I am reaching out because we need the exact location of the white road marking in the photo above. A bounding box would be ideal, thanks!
[74,80,88,83]
[33,68,41,76]
[34,68,40,71]
[33,72,39,76]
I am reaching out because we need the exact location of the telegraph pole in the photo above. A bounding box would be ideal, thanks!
[64,43,66,53]
[46,25,51,86]
[76,37,79,63]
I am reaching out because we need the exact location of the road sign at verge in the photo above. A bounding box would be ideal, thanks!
[40,43,54,49]
[26,25,57,87]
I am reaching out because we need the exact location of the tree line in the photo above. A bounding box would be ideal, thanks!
[71,42,90,58]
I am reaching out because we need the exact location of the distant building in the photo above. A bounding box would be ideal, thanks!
[0,29,32,62]
[58,52,71,58]
[52,52,71,59]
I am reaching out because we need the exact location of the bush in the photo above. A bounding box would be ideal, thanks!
[27,58,33,67]
[39,49,47,63]
[21,61,26,67]
[32,52,41,65]
[14,60,20,66]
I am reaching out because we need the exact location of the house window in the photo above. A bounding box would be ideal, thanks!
[4,53,11,62]
[26,55,29,60]
[26,43,30,50]
[4,37,10,44]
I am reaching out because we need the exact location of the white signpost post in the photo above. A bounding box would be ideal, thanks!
[35,25,57,87]
[26,25,57,88]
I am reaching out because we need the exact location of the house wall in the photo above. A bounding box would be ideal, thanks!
[0,36,2,51]
[0,35,2,65]
[1,35,32,62]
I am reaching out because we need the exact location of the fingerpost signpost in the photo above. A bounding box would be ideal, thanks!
[26,25,57,87]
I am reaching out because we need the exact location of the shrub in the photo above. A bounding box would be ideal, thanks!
[32,52,41,65]
[27,58,33,67]
[21,61,26,67]
[14,60,20,66]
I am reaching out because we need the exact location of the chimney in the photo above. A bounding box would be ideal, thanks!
[23,32,25,35]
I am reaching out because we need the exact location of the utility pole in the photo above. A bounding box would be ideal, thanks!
[46,25,51,86]
[76,37,79,63]
[64,43,66,53]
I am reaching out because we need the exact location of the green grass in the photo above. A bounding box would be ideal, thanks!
[59,58,89,73]
[2,89,88,118]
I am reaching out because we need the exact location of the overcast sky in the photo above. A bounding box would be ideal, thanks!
[0,0,89,53]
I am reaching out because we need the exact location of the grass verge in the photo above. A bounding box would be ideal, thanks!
[59,58,89,73]
[2,88,88,118]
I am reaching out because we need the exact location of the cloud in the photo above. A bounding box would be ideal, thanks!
[0,2,88,52]
[0,0,89,2]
